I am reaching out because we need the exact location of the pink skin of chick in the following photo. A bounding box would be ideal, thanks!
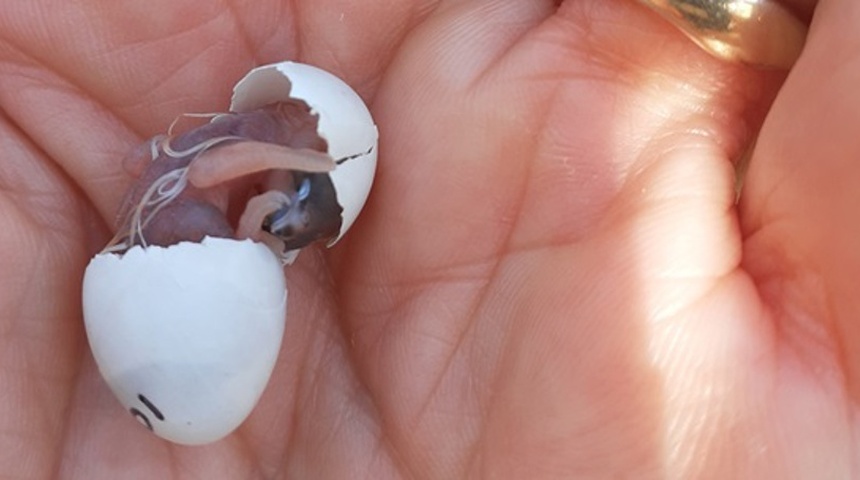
[107,100,344,258]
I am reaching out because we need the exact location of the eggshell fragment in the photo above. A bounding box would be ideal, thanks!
[230,61,378,244]
[82,237,286,445]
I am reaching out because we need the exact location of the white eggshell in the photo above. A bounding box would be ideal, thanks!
[230,61,378,244]
[82,237,286,445]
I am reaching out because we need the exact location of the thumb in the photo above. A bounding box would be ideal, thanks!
[741,0,860,396]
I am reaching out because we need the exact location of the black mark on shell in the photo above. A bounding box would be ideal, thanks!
[138,393,165,421]
[336,145,374,165]
[130,393,166,431]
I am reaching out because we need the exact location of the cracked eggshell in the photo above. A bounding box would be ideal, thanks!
[82,237,287,445]
[230,61,378,245]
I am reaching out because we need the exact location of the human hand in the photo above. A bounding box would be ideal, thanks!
[0,0,850,477]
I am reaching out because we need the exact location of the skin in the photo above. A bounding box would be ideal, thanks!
[0,0,853,478]
[113,101,335,251]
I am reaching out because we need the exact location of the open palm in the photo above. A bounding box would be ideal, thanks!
[0,0,852,477]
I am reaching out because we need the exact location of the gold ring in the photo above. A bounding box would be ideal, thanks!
[638,0,808,69]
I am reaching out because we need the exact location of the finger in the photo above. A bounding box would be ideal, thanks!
[287,0,443,98]
[0,114,91,479]
[741,0,860,396]
[0,1,277,132]
[0,1,289,226]
[638,0,808,69]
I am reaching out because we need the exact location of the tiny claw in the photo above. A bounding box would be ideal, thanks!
[236,190,292,241]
